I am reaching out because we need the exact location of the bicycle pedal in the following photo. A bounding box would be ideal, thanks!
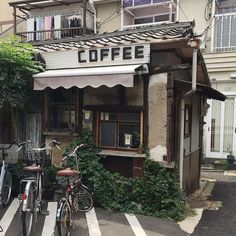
[41,210,49,216]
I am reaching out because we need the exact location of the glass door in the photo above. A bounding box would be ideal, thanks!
[206,97,236,158]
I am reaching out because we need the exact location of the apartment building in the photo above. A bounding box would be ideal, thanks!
[178,0,236,160]
[8,0,225,194]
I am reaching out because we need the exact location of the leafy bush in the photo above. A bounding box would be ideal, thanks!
[64,128,187,221]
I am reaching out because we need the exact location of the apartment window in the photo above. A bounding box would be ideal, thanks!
[99,112,141,149]
[134,13,175,25]
[214,0,236,51]
[123,0,168,7]
[47,88,78,133]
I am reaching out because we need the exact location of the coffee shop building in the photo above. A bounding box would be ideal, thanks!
[8,0,226,194]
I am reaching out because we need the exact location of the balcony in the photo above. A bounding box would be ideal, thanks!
[123,0,176,8]
[213,12,236,52]
[9,0,94,43]
[17,27,93,43]
[122,0,176,29]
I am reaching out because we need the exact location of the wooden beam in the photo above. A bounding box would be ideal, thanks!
[151,63,192,74]
[13,7,17,35]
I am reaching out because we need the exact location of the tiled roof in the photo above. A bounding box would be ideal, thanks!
[35,21,195,52]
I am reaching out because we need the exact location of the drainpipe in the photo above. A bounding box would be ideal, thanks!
[179,48,198,190]
[89,0,97,33]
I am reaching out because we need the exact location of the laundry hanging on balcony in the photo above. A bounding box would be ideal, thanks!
[26,13,82,42]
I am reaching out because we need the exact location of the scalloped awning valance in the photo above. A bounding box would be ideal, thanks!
[33,64,147,90]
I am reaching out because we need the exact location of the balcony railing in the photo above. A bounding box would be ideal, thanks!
[123,0,174,8]
[17,27,94,43]
[213,12,236,52]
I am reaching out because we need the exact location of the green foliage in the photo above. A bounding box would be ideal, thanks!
[65,128,187,221]
[0,36,44,109]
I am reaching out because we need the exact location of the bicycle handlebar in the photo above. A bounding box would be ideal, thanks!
[17,139,60,152]
[0,141,23,151]
[60,144,85,164]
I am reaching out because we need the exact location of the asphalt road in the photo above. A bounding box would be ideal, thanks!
[192,172,236,236]
[0,199,187,236]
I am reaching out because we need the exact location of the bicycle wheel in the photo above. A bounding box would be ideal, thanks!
[22,184,34,236]
[56,199,72,236]
[74,185,93,212]
[2,171,12,206]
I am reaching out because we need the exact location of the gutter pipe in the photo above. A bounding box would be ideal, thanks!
[89,0,97,33]
[179,48,198,190]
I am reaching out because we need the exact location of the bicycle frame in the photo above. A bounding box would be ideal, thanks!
[0,160,7,203]
[0,142,20,206]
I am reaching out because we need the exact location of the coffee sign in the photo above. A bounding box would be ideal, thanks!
[41,44,150,69]
[78,45,147,64]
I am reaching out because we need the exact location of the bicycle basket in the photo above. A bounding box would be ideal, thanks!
[19,149,52,167]
[0,144,19,164]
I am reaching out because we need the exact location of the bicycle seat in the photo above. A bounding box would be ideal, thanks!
[57,167,79,177]
[23,163,43,172]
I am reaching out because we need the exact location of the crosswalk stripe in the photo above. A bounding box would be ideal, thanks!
[125,214,147,236]
[86,208,101,236]
[0,198,18,236]
[41,202,58,236]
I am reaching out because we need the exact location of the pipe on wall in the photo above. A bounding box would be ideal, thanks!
[179,48,198,190]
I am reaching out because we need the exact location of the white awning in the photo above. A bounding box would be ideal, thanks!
[33,64,146,90]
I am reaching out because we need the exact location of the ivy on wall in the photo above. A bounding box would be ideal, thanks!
[64,128,188,221]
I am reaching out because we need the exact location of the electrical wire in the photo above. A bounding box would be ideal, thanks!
[175,0,189,22]
[97,2,124,28]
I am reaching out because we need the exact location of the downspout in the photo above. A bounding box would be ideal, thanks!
[179,48,198,190]
[89,0,97,33]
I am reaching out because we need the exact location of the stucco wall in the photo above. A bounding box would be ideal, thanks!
[148,73,167,162]
[84,86,120,105]
[84,78,143,106]
[96,2,121,33]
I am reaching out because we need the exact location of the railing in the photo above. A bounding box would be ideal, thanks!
[123,0,174,8]
[213,12,236,52]
[17,27,94,43]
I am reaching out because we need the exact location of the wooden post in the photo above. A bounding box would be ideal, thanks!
[13,7,17,35]
[166,72,175,163]
[78,89,84,135]
[83,0,87,35]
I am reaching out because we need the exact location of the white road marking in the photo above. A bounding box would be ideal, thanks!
[125,214,147,236]
[0,198,18,235]
[86,208,101,236]
[41,202,57,236]
[178,208,203,234]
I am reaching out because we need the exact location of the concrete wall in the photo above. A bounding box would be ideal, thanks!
[84,77,143,106]
[0,0,13,33]
[148,73,167,162]
[178,0,211,52]
[96,1,121,33]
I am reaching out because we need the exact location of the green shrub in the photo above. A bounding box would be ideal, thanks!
[64,128,187,221]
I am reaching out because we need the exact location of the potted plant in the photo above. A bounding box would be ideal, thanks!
[227,149,235,165]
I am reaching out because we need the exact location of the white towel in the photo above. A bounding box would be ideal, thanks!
[36,16,43,41]
[27,17,34,41]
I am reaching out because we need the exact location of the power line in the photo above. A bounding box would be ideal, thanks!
[97,3,124,28]
[175,1,189,22]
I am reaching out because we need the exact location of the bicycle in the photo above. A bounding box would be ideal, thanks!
[18,140,60,236]
[0,141,20,206]
[56,144,93,236]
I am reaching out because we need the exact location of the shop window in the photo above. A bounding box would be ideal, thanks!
[99,112,141,149]
[184,105,192,137]
[47,88,78,133]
